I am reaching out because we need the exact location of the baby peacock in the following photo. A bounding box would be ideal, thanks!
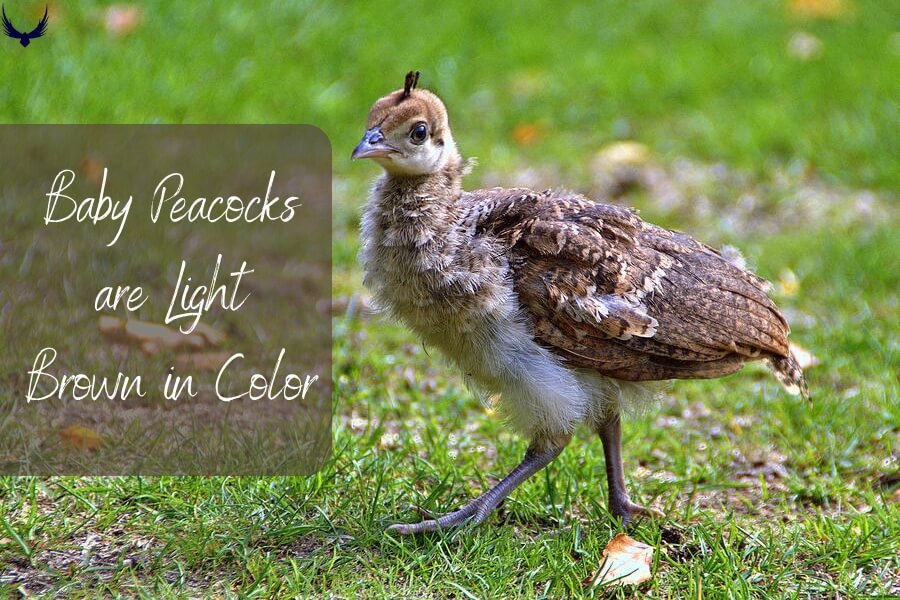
[353,72,808,535]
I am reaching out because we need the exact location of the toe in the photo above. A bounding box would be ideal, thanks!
[387,506,479,535]
[387,520,438,535]
[610,499,663,525]
[630,503,664,519]
[411,505,435,520]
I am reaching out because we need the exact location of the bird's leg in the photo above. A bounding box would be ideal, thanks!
[598,414,661,525]
[388,437,568,535]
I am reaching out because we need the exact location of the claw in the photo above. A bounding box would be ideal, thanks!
[387,519,442,535]
[387,521,425,535]
[613,500,663,526]
[387,507,474,535]
[411,505,435,520]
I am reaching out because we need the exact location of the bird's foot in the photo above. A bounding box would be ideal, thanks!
[388,496,496,535]
[387,441,567,535]
[610,498,663,527]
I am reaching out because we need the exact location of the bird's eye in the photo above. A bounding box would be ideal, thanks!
[410,123,428,144]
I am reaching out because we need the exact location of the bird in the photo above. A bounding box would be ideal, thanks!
[352,71,809,535]
[2,4,48,47]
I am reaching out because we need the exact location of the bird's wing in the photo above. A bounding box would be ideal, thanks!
[2,6,24,39]
[473,188,791,382]
[26,6,48,38]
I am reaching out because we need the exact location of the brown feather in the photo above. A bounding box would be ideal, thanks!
[473,187,799,383]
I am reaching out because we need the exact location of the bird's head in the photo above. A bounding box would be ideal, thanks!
[352,71,459,176]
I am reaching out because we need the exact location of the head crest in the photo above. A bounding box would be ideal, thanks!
[402,71,420,99]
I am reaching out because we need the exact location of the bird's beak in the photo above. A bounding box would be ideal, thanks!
[351,127,396,160]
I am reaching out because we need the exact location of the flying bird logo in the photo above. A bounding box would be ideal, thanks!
[2,4,49,47]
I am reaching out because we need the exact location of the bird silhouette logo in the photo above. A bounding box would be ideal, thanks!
[2,4,49,47]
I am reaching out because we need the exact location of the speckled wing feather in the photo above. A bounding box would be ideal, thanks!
[473,188,807,393]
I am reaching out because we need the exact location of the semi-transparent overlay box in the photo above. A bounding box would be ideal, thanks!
[0,126,331,475]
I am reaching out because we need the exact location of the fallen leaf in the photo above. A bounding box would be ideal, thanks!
[99,316,213,354]
[59,425,102,451]
[787,0,852,19]
[777,268,800,296]
[512,123,544,146]
[789,342,820,369]
[191,322,226,347]
[174,351,232,372]
[594,141,651,168]
[98,315,127,340]
[128,320,206,354]
[80,154,106,185]
[586,533,654,588]
[104,4,143,36]
[26,2,61,23]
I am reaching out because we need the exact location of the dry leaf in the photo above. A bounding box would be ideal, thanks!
[512,123,544,146]
[104,4,143,36]
[127,319,206,353]
[587,533,654,588]
[789,342,820,369]
[98,315,128,341]
[59,425,102,451]
[0,537,11,546]
[80,154,106,185]
[99,316,219,354]
[594,141,651,168]
[191,322,226,347]
[788,0,852,19]
[174,351,232,372]
[777,268,800,297]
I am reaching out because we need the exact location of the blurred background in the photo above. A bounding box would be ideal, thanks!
[0,1,896,183]
[1,0,895,260]
[0,1,897,596]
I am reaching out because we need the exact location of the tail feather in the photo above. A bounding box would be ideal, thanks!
[768,353,810,400]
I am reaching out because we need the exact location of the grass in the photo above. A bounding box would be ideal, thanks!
[1,0,898,597]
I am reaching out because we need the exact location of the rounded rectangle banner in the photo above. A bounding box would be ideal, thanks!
[0,125,332,476]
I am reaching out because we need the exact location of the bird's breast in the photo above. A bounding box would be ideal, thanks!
[361,212,514,335]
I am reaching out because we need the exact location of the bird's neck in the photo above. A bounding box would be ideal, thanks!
[364,156,469,251]
[376,155,466,209]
